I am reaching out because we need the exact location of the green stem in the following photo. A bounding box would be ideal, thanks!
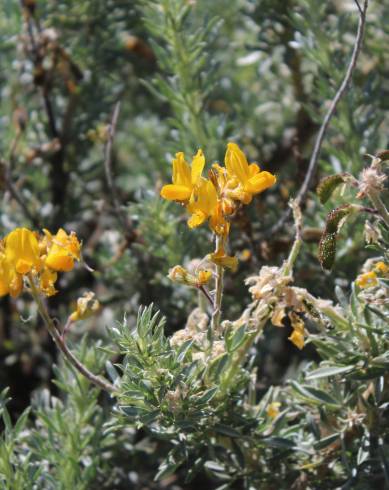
[28,275,116,394]
[219,310,269,396]
[211,235,224,334]
[283,200,303,276]
[367,191,389,228]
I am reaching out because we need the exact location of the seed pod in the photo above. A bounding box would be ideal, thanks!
[316,174,346,204]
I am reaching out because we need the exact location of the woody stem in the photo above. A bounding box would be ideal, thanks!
[211,235,224,333]
[27,275,116,394]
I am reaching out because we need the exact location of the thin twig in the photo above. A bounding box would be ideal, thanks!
[3,169,41,227]
[354,0,363,15]
[28,275,116,394]
[199,285,213,307]
[267,0,368,238]
[103,102,135,239]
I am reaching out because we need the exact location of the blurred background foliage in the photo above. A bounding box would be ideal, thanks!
[0,0,388,488]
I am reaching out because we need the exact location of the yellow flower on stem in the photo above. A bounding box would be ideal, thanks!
[209,244,238,272]
[5,228,41,274]
[356,271,378,289]
[160,150,205,203]
[69,291,100,322]
[44,228,81,272]
[187,178,217,228]
[168,265,212,288]
[266,402,281,419]
[224,142,276,204]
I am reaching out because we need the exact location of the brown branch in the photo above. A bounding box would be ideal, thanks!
[199,285,213,307]
[28,275,116,394]
[103,102,136,241]
[266,0,369,238]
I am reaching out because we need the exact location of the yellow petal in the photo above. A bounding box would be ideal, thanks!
[5,228,40,274]
[39,267,58,296]
[172,152,191,187]
[248,163,260,177]
[197,269,212,286]
[191,149,205,184]
[356,271,378,289]
[266,402,281,418]
[45,254,74,272]
[45,229,81,272]
[374,261,389,274]
[289,329,305,350]
[160,184,191,201]
[188,211,207,228]
[245,171,276,194]
[225,142,250,184]
[209,246,238,271]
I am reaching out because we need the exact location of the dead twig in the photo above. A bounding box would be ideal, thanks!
[266,0,369,238]
[103,101,136,242]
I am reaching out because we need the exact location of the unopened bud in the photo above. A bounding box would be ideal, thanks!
[69,292,100,322]
[168,265,212,288]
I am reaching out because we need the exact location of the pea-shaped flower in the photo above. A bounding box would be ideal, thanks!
[44,228,81,272]
[5,228,41,275]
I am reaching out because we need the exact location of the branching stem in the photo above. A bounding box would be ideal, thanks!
[268,0,369,237]
[28,275,116,394]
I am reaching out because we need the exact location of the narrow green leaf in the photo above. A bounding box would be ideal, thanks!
[306,365,354,380]
[314,433,339,450]
[228,325,246,352]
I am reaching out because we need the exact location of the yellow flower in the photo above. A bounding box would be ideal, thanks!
[266,402,281,419]
[168,265,212,288]
[374,261,389,275]
[288,312,305,350]
[69,291,100,322]
[224,142,276,204]
[5,228,41,275]
[187,178,217,228]
[160,150,205,203]
[356,271,378,289]
[45,228,81,272]
[209,245,238,271]
[197,269,212,286]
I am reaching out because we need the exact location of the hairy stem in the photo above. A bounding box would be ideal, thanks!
[28,275,116,394]
[211,236,224,334]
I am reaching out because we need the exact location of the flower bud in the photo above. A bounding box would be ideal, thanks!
[69,292,100,322]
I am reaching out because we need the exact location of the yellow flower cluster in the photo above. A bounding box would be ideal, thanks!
[0,227,81,298]
[161,143,276,236]
[161,143,276,270]
[356,261,389,289]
